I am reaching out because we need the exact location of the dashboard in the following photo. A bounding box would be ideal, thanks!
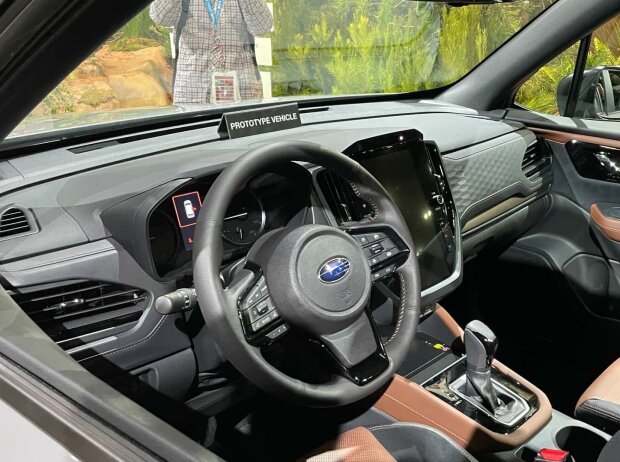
[0,100,553,404]
[146,129,458,293]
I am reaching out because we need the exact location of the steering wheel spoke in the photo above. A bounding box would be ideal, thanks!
[314,310,389,385]
[339,224,410,284]
[230,264,289,346]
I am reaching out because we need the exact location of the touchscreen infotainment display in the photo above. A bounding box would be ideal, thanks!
[356,143,455,290]
[358,147,439,253]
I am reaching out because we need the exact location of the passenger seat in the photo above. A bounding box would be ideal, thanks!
[575,359,620,434]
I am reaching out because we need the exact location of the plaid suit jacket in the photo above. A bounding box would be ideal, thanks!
[150,0,273,104]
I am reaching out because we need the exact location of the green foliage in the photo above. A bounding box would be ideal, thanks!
[78,88,117,107]
[269,0,558,97]
[516,26,620,115]
[588,37,619,67]
[120,8,153,38]
[40,83,74,115]
[515,43,579,115]
[109,37,161,52]
[111,7,172,62]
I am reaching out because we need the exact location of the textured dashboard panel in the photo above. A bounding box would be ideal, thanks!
[442,129,552,224]
[0,106,524,263]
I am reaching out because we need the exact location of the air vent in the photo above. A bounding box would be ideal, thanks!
[522,139,552,178]
[316,171,373,224]
[10,281,148,350]
[0,207,32,238]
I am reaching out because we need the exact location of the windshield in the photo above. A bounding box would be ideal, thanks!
[9,0,556,139]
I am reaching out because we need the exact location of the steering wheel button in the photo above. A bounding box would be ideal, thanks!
[381,265,396,278]
[353,234,369,245]
[266,323,289,340]
[369,256,380,266]
[251,318,266,331]
[256,300,270,315]
[369,232,385,242]
[381,238,396,251]
[369,243,384,255]
[244,286,262,306]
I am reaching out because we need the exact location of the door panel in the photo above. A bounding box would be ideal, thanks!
[506,109,620,145]
[505,128,620,322]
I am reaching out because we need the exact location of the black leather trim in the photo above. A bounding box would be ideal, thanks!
[598,429,620,462]
[576,398,620,435]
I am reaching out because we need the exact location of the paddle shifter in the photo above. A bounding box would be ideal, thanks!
[464,320,502,414]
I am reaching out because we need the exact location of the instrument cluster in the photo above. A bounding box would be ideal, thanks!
[148,164,312,278]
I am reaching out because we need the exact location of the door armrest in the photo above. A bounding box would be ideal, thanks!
[590,204,620,242]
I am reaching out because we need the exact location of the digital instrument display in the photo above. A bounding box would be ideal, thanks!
[171,189,266,251]
[172,191,202,250]
[221,190,265,245]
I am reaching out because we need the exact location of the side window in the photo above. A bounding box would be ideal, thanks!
[515,16,620,120]
[515,43,579,115]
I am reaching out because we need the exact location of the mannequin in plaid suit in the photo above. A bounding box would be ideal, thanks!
[151,0,273,104]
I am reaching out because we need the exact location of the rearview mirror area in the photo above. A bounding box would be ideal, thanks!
[558,66,620,120]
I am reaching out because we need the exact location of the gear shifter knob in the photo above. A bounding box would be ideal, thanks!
[464,320,501,414]
[464,320,498,372]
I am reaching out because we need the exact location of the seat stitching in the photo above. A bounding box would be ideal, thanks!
[581,401,620,423]
[382,393,469,446]
[581,401,620,425]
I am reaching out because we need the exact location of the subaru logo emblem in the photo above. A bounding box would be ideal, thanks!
[318,258,351,283]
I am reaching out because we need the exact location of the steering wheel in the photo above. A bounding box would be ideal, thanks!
[193,142,421,407]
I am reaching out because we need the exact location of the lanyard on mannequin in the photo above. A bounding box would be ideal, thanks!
[204,0,224,29]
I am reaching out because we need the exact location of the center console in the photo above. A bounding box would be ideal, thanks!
[315,130,609,460]
[374,307,611,461]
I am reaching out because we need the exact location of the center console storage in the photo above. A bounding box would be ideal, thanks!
[503,412,610,462]
[374,306,611,461]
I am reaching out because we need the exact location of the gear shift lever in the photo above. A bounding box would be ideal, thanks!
[464,320,502,414]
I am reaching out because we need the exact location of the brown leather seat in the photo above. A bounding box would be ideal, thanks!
[305,424,477,462]
[576,358,620,434]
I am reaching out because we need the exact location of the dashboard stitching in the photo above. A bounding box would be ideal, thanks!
[385,272,405,346]
[0,245,114,272]
[101,316,166,357]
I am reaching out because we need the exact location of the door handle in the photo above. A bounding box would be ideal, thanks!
[594,152,620,174]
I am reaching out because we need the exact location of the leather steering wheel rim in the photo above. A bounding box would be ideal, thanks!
[193,141,421,407]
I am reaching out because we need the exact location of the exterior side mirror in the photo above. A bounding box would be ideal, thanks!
[558,66,620,120]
